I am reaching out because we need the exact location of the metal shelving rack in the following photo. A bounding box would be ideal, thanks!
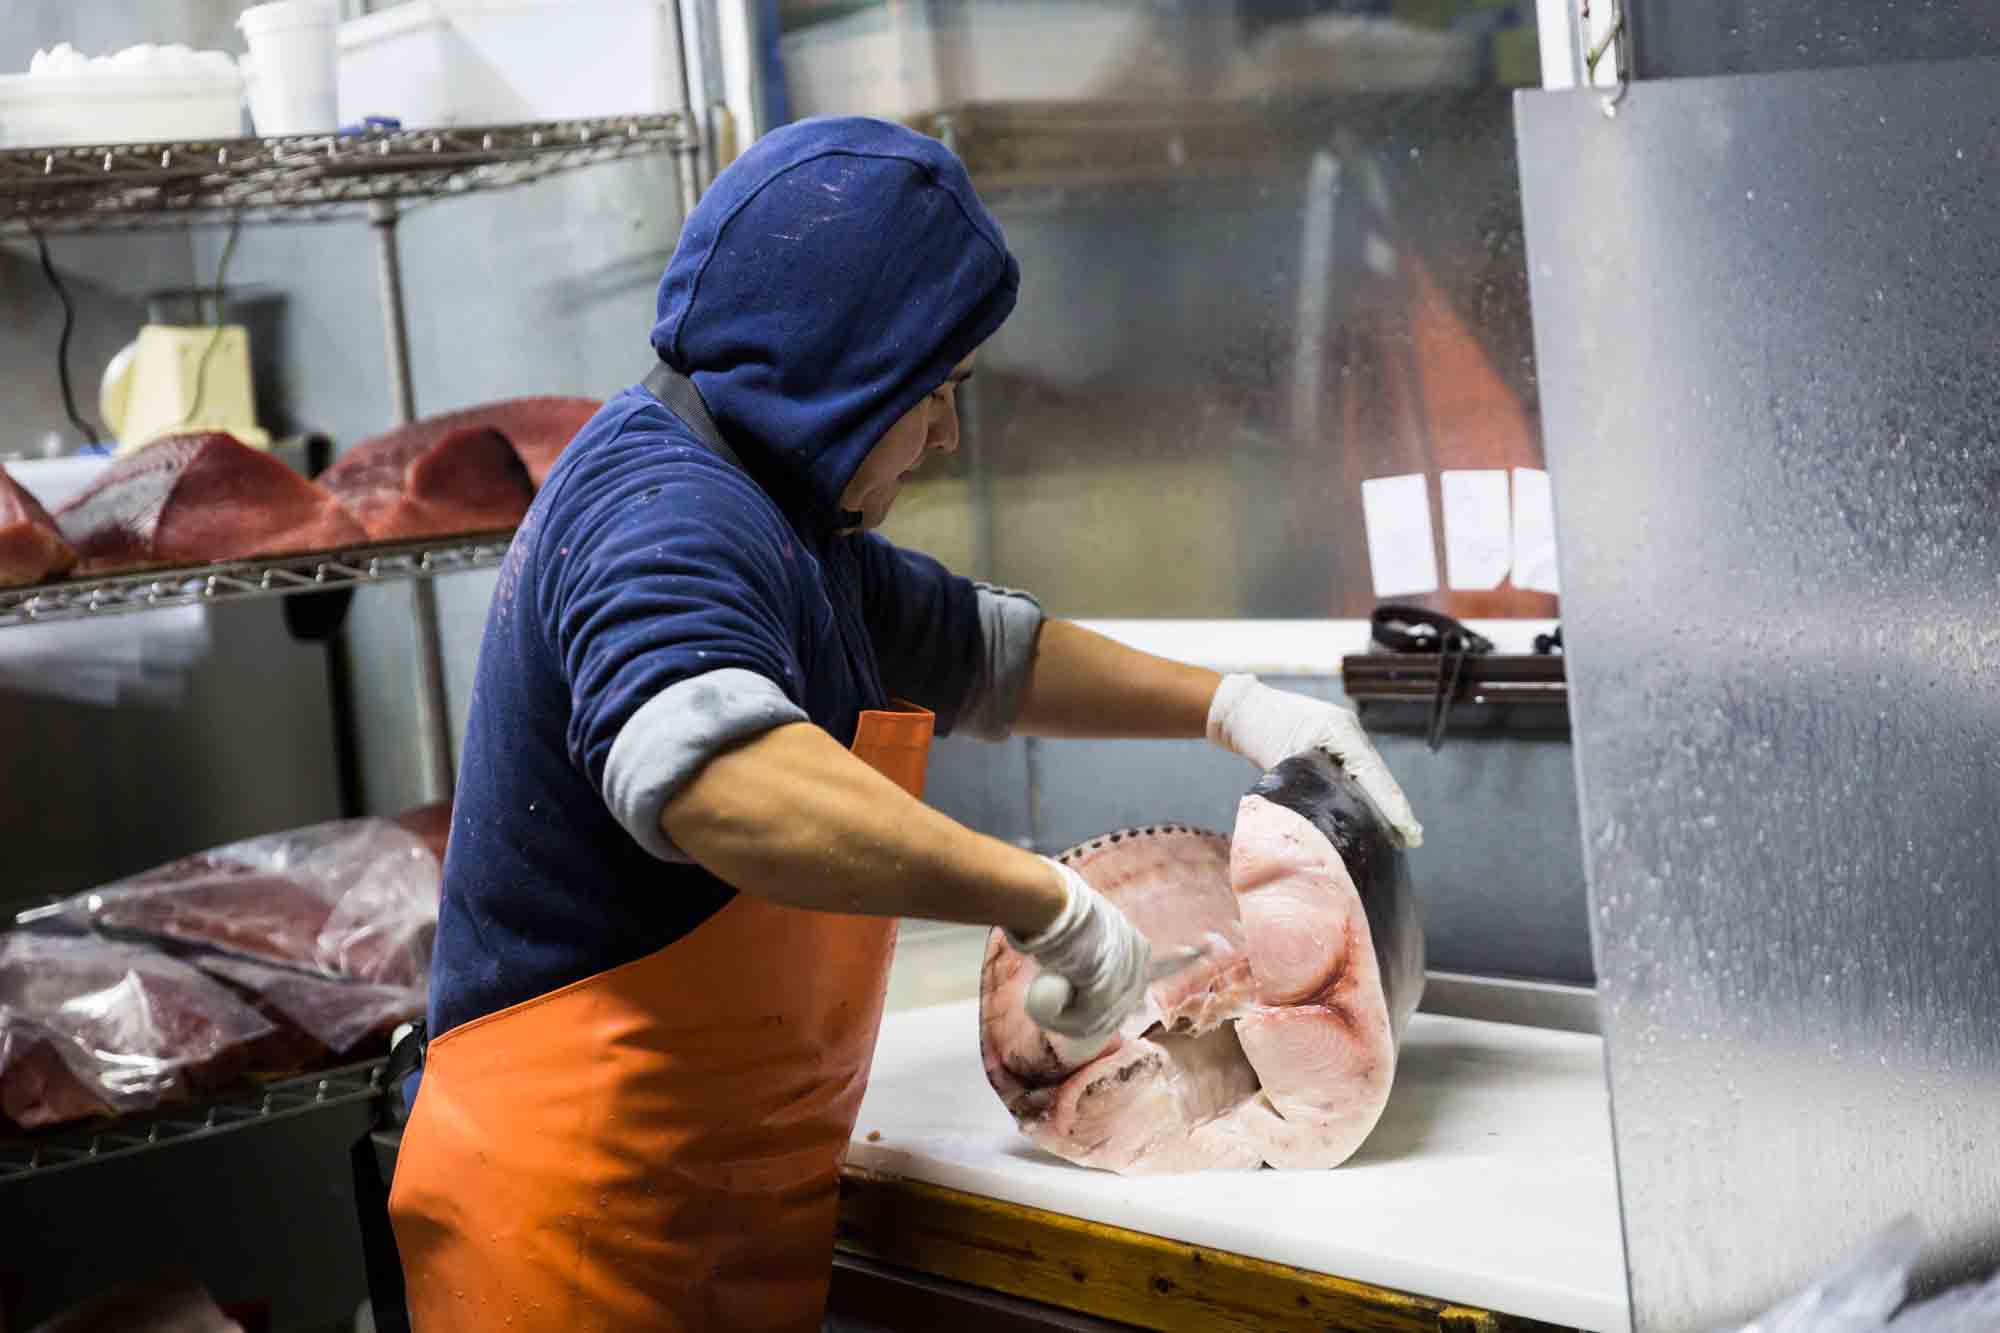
[0,1059,387,1182]
[0,117,696,233]
[0,120,696,1251]
[0,114,696,798]
[0,532,515,629]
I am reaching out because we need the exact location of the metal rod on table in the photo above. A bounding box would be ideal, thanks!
[1021,736,1045,853]
[370,198,455,803]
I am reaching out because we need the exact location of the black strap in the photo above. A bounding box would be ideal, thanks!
[351,1129,411,1333]
[1369,605,1493,752]
[642,362,746,472]
[351,1018,426,1332]
[382,1017,427,1119]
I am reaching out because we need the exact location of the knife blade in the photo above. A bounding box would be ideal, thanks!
[1144,945,1208,984]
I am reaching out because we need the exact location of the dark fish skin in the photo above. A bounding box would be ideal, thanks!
[1250,752,1424,1045]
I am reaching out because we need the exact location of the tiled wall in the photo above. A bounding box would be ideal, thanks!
[890,672,1591,1012]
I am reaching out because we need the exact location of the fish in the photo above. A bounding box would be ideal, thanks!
[978,752,1425,1174]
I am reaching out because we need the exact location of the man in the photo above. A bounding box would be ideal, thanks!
[388,116,1420,1332]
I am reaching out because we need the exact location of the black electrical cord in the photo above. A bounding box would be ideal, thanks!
[1370,604,1494,752]
[181,213,244,428]
[33,232,102,448]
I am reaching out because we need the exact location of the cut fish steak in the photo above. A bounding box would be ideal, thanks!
[358,397,602,490]
[54,432,367,574]
[979,753,1424,1173]
[0,463,78,588]
[320,423,534,541]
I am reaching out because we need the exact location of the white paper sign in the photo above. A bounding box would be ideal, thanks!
[1512,467,1561,593]
[1441,469,1512,590]
[1360,473,1439,598]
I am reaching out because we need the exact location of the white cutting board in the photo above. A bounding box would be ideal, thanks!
[850,999,1632,1333]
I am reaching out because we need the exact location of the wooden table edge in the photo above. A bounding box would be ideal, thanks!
[836,1166,1584,1333]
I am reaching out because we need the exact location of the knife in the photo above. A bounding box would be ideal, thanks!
[1145,945,1209,984]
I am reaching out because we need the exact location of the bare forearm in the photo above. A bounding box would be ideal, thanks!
[1014,619,1221,739]
[661,722,1064,935]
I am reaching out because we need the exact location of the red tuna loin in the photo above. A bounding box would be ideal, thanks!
[54,818,442,988]
[0,464,78,587]
[0,1016,114,1129]
[391,800,453,865]
[980,753,1425,1173]
[54,433,366,574]
[0,934,276,1130]
[353,397,601,490]
[198,955,423,1060]
[320,425,533,541]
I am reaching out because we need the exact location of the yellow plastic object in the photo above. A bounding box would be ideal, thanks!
[99,323,271,456]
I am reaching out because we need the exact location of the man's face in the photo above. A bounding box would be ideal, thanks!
[838,355,975,530]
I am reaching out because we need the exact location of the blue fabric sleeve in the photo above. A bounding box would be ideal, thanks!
[850,534,984,735]
[850,533,1046,740]
[549,449,808,800]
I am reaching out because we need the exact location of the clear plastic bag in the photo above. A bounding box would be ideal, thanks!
[197,955,423,1057]
[23,816,442,988]
[1722,1217,2000,1333]
[0,933,276,1130]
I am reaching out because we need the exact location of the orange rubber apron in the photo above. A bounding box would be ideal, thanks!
[388,704,933,1332]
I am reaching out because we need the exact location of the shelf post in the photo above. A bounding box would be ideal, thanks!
[370,198,456,805]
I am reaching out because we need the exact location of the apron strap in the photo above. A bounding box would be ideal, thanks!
[642,362,746,472]
[355,1022,426,1331]
[352,1128,412,1333]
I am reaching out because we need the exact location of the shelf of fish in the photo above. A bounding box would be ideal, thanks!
[0,1057,387,1182]
[0,114,694,233]
[0,530,515,629]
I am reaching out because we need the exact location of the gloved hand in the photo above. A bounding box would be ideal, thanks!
[1206,673,1424,848]
[1006,858,1152,1056]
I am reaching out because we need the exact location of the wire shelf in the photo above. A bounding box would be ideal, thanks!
[0,1058,385,1182]
[0,531,515,629]
[0,114,693,233]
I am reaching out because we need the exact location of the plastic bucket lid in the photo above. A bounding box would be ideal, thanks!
[238,0,338,36]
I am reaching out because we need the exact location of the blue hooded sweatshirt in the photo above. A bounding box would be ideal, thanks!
[426,117,1037,1039]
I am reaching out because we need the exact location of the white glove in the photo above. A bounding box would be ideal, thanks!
[1006,858,1152,1056]
[1206,673,1424,848]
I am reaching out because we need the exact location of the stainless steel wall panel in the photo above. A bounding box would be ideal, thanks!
[1517,60,2000,1331]
[1628,0,2000,81]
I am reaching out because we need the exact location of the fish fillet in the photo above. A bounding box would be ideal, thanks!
[54,433,366,574]
[354,397,601,490]
[0,463,78,587]
[320,425,533,541]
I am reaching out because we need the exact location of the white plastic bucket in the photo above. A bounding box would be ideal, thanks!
[238,0,338,135]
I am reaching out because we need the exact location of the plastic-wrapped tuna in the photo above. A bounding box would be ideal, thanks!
[0,934,276,1130]
[23,816,443,989]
